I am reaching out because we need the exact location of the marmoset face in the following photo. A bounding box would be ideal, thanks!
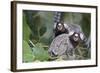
[57,23,65,31]
[73,33,79,41]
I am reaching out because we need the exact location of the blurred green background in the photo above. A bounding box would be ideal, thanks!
[23,10,91,63]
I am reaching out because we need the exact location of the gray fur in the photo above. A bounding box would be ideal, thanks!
[48,34,75,60]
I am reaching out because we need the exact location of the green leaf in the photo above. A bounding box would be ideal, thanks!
[23,13,31,42]
[32,44,50,61]
[39,26,47,36]
[23,40,34,62]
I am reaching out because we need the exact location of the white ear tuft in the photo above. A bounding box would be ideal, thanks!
[54,23,57,29]
[64,23,68,29]
[80,33,84,40]
[69,31,74,36]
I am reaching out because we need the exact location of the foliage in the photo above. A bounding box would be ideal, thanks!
[75,46,91,60]
[32,43,50,61]
[23,10,91,62]
[23,40,34,62]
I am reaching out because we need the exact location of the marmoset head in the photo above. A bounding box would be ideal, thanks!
[54,22,69,37]
[69,31,85,48]
[57,23,65,31]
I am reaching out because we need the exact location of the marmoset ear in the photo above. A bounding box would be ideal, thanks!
[54,23,57,29]
[80,33,84,41]
[69,31,74,36]
[63,23,69,29]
